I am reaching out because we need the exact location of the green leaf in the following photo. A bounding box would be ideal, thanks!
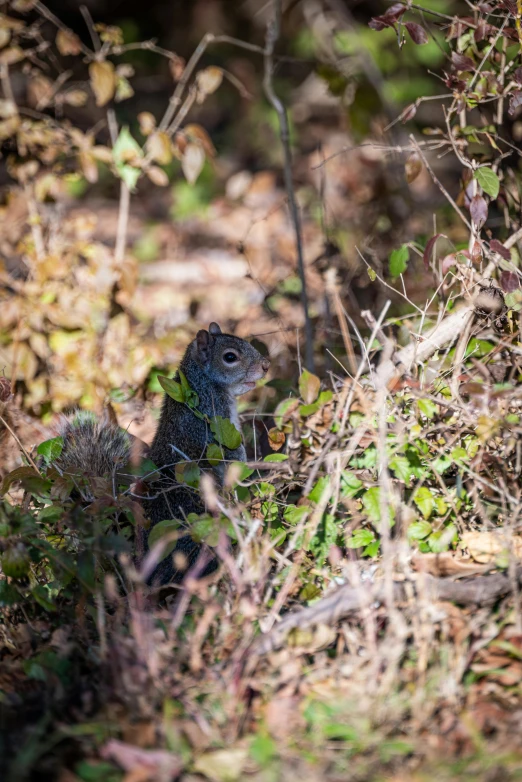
[363,540,380,557]
[37,436,64,464]
[299,390,333,417]
[475,167,500,199]
[407,520,432,541]
[174,461,200,488]
[113,126,143,191]
[346,528,375,548]
[389,244,409,277]
[31,584,57,612]
[299,369,321,404]
[362,486,381,523]
[148,518,182,561]
[505,289,522,311]
[340,471,363,498]
[263,453,288,462]
[413,486,435,519]
[178,370,199,407]
[210,416,242,449]
[158,374,184,402]
[308,475,331,503]
[417,398,437,420]
[274,397,300,429]
[284,505,310,524]
[428,523,457,553]
[191,515,219,545]
[389,456,412,484]
[250,734,277,765]
[229,461,254,481]
[0,580,20,606]
[206,443,223,466]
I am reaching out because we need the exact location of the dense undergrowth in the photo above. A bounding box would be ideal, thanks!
[4,1,522,780]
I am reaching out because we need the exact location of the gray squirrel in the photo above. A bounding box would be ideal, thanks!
[57,323,270,585]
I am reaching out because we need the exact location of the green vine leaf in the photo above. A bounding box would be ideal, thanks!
[210,416,241,449]
[475,167,499,199]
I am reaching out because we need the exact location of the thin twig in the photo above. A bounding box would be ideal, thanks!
[263,0,314,371]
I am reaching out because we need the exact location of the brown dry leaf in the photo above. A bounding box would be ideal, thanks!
[146,131,172,165]
[181,143,205,185]
[56,28,81,55]
[91,145,113,164]
[79,151,98,184]
[268,427,285,451]
[0,46,24,65]
[89,60,116,107]
[460,531,522,564]
[184,124,216,157]
[138,111,156,137]
[405,152,422,184]
[196,66,223,102]
[193,748,248,782]
[27,75,54,109]
[146,166,169,187]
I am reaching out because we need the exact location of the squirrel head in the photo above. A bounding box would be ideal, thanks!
[192,322,270,396]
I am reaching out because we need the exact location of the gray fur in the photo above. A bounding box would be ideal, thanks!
[57,411,130,477]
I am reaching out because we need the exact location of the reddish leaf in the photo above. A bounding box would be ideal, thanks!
[384,2,407,18]
[441,253,457,275]
[405,22,428,45]
[490,239,511,260]
[369,5,406,31]
[423,233,447,269]
[509,90,522,116]
[369,16,392,31]
[500,271,521,293]
[452,51,475,72]
[474,19,495,41]
[470,195,488,229]
[514,67,522,85]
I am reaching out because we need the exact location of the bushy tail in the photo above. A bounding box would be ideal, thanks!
[57,411,131,478]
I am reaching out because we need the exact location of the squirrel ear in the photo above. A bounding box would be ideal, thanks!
[196,329,212,363]
[208,322,222,336]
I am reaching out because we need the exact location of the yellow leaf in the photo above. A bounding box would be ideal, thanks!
[146,131,172,165]
[89,60,116,107]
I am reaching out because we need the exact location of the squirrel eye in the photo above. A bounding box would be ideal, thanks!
[223,351,239,364]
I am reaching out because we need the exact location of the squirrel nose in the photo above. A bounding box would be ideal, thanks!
[261,357,270,373]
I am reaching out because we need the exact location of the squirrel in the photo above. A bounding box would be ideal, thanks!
[56,322,270,585]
